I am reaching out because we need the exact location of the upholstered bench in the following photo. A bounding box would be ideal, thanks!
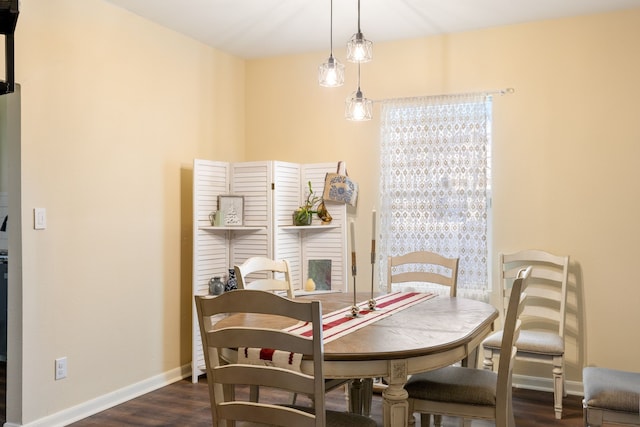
[583,367,640,427]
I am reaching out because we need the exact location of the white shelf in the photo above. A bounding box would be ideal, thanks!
[280,224,339,230]
[199,226,265,231]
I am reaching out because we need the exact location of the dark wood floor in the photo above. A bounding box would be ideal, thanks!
[70,376,585,426]
[0,361,5,425]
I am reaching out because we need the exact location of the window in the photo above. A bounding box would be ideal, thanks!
[378,94,492,300]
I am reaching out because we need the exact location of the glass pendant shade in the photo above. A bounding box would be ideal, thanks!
[319,55,345,87]
[345,89,373,121]
[318,0,344,87]
[346,0,372,63]
[346,32,373,63]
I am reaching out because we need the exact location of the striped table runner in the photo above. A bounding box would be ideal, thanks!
[238,292,435,370]
[287,291,436,343]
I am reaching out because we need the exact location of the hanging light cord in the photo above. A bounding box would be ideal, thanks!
[357,0,362,34]
[329,0,334,55]
[329,0,333,56]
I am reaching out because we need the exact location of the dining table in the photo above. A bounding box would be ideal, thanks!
[218,291,498,427]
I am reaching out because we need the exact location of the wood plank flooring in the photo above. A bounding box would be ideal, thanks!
[70,377,585,426]
[0,361,5,424]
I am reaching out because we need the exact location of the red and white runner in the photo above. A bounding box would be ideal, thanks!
[286,291,435,343]
[238,292,435,370]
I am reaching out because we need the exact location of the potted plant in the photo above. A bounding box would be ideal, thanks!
[293,181,321,226]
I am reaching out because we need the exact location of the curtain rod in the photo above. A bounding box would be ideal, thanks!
[375,87,515,104]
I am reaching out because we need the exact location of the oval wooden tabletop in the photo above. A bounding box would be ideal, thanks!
[216,292,498,362]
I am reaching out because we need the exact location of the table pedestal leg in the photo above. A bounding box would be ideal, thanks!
[349,378,374,416]
[362,378,373,417]
[349,379,363,414]
[383,360,409,427]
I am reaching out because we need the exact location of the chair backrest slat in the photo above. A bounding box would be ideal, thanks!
[235,256,295,298]
[387,250,459,296]
[500,250,569,337]
[495,266,530,426]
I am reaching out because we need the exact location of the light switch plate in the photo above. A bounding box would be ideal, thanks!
[34,208,46,230]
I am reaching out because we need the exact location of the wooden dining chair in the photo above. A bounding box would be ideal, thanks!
[405,266,531,427]
[482,249,570,419]
[359,250,460,417]
[235,256,351,405]
[387,250,459,295]
[234,256,295,298]
[194,289,377,427]
[234,256,296,402]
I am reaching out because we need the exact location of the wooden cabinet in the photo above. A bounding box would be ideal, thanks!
[191,159,347,381]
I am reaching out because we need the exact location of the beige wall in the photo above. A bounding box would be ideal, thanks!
[11,0,245,424]
[246,8,640,386]
[7,1,640,424]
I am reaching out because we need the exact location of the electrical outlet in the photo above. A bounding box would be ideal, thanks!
[55,357,67,380]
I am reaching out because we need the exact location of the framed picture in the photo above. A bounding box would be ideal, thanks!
[308,259,332,291]
[217,195,244,226]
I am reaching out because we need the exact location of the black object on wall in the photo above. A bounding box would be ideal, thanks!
[0,0,19,96]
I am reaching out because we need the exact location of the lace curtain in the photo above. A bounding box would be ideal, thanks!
[378,94,492,301]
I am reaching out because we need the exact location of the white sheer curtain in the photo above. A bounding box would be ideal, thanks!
[378,94,492,300]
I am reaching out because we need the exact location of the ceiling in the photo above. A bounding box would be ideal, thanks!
[103,0,639,59]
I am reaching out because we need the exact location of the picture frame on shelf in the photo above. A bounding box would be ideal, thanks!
[308,259,332,291]
[217,195,244,226]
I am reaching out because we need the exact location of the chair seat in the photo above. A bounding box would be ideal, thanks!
[583,367,640,413]
[405,366,497,406]
[483,330,564,356]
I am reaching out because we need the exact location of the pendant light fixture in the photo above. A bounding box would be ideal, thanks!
[345,63,372,121]
[346,0,372,63]
[318,0,344,87]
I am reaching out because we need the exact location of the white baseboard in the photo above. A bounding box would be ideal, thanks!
[513,373,583,396]
[12,364,191,427]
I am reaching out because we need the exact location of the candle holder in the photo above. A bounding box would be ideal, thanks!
[368,238,378,310]
[349,301,361,317]
[347,251,361,318]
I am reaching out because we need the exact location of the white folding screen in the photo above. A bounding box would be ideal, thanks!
[192,159,347,382]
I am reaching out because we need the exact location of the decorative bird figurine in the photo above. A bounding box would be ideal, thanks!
[316,200,332,224]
